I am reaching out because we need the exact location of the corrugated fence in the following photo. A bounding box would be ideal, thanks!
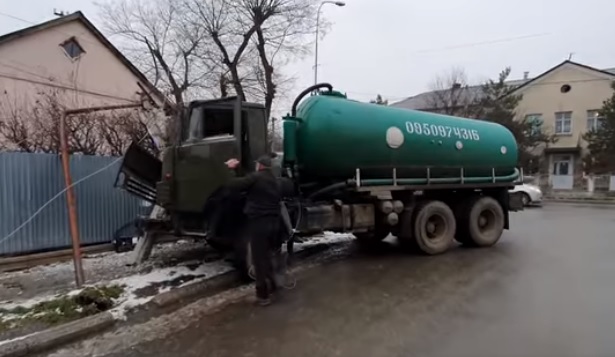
[0,152,150,256]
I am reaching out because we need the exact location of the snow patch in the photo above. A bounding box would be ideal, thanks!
[108,260,233,320]
[1,260,234,323]
[294,231,354,251]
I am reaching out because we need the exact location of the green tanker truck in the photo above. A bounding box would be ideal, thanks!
[116,83,525,273]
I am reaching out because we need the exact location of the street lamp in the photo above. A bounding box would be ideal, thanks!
[314,1,345,86]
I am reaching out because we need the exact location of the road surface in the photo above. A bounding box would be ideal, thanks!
[94,204,615,357]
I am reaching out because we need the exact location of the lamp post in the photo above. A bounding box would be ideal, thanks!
[314,1,345,86]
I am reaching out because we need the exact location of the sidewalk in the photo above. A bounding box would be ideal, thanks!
[544,191,615,205]
[0,232,354,347]
[0,240,232,343]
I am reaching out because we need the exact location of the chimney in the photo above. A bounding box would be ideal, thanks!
[523,71,529,80]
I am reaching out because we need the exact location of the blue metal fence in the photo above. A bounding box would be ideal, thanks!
[0,152,150,256]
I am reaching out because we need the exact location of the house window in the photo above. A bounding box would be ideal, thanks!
[554,111,572,135]
[525,114,543,136]
[60,37,84,59]
[586,110,605,131]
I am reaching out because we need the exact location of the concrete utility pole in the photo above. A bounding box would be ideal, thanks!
[59,101,154,287]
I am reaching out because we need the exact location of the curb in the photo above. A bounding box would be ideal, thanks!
[0,244,114,273]
[152,271,240,307]
[0,272,239,357]
[544,199,615,205]
[0,241,349,356]
[0,311,115,357]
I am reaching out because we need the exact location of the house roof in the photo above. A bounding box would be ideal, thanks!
[507,60,615,96]
[0,11,170,108]
[391,60,615,111]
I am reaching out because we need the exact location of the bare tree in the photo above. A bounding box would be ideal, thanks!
[99,0,324,119]
[425,67,483,117]
[0,89,162,155]
[98,0,217,106]
[98,0,325,152]
[245,0,321,119]
[425,66,557,171]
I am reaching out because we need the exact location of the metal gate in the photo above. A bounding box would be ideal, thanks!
[552,175,574,190]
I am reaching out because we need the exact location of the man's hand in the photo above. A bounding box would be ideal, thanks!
[225,158,240,169]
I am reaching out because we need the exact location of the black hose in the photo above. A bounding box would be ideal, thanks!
[291,83,333,117]
[307,181,350,200]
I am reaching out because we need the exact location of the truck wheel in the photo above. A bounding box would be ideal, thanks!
[397,207,416,251]
[459,196,504,247]
[453,199,473,245]
[412,200,456,255]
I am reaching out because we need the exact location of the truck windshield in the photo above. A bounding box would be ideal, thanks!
[186,105,234,142]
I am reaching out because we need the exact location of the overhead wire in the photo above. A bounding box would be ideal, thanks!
[0,61,142,104]
[0,12,162,247]
[0,12,150,103]
[338,77,615,103]
[412,32,552,54]
[0,11,113,50]
[0,11,578,103]
[0,113,160,247]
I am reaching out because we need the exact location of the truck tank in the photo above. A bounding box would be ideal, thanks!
[283,86,519,184]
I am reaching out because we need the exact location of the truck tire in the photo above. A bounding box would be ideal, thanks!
[397,207,416,251]
[412,200,455,255]
[457,196,504,247]
[453,198,474,245]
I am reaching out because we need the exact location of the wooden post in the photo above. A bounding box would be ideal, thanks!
[59,110,85,287]
[57,101,154,272]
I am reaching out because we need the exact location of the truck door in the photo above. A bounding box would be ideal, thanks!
[241,104,269,170]
[114,142,161,203]
[173,97,243,213]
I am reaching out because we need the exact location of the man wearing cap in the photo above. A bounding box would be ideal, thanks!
[225,154,282,306]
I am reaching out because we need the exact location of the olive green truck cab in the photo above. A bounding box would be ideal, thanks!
[116,83,525,275]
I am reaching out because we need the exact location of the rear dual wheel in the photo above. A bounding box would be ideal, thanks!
[399,200,456,255]
[455,196,505,247]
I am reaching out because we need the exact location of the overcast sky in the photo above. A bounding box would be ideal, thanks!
[1,0,614,107]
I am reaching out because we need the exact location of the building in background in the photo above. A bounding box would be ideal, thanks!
[0,12,169,256]
[0,11,169,152]
[391,60,615,191]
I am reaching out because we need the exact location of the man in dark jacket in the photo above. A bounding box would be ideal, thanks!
[225,154,282,306]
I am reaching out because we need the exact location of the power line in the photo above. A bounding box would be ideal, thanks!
[412,32,552,54]
[343,77,615,102]
[0,71,140,103]
[0,116,160,247]
[0,11,105,49]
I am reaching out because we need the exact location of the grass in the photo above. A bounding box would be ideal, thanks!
[0,319,10,333]
[0,284,126,329]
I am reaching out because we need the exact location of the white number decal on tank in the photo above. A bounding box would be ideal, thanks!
[404,121,480,141]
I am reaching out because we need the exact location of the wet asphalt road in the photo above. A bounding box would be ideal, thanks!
[109,203,615,357]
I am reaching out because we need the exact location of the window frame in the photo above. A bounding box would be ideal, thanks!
[525,113,543,136]
[554,111,573,135]
[586,109,605,132]
[184,104,236,144]
[59,37,85,60]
